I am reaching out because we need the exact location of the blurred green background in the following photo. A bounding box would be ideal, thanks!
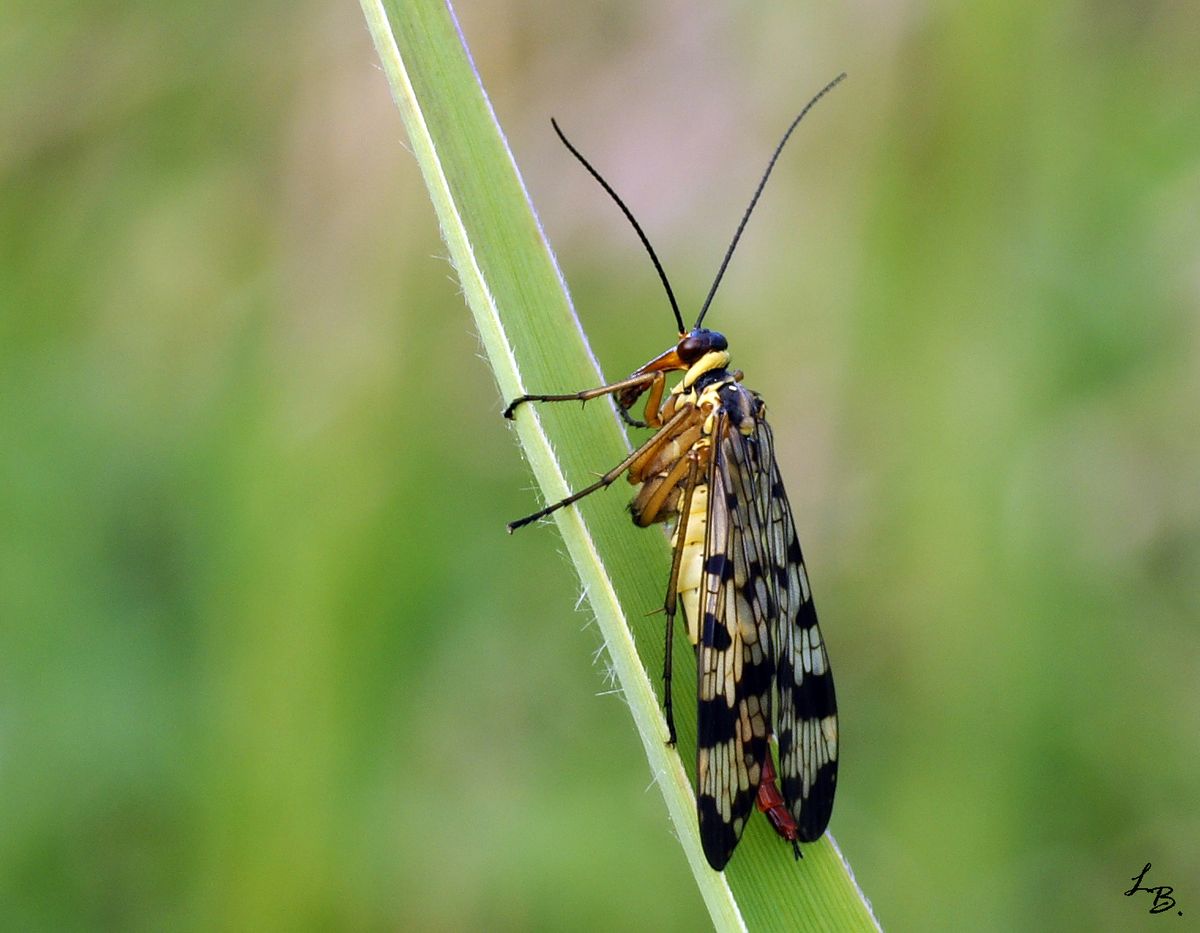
[3,1,1198,929]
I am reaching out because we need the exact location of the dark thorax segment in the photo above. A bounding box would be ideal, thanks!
[717,382,760,435]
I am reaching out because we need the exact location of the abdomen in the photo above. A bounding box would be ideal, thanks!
[674,481,709,645]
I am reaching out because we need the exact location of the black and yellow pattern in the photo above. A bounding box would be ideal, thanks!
[507,330,839,871]
[506,74,845,872]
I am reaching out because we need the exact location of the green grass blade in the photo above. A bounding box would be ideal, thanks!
[360,1,880,928]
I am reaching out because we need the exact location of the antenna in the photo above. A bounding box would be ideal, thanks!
[693,72,846,329]
[551,118,686,335]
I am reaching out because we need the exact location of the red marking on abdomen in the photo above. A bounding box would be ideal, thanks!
[757,752,802,859]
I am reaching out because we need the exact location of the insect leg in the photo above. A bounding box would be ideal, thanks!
[507,407,691,532]
[503,372,659,420]
[659,455,702,746]
[611,369,669,429]
[636,369,667,428]
[617,406,647,429]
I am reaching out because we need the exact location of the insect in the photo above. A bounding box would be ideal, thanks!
[505,74,844,871]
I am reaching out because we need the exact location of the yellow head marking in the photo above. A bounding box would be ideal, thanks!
[682,350,731,389]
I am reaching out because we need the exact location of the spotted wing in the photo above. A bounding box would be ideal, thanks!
[695,410,776,871]
[752,416,838,840]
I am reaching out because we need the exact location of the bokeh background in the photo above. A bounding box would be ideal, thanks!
[3,1,1198,929]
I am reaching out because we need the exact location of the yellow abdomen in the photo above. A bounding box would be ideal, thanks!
[673,482,709,645]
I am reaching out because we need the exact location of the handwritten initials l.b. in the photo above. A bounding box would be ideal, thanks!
[1124,863,1180,916]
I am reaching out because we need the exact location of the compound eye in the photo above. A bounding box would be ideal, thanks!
[676,333,706,364]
